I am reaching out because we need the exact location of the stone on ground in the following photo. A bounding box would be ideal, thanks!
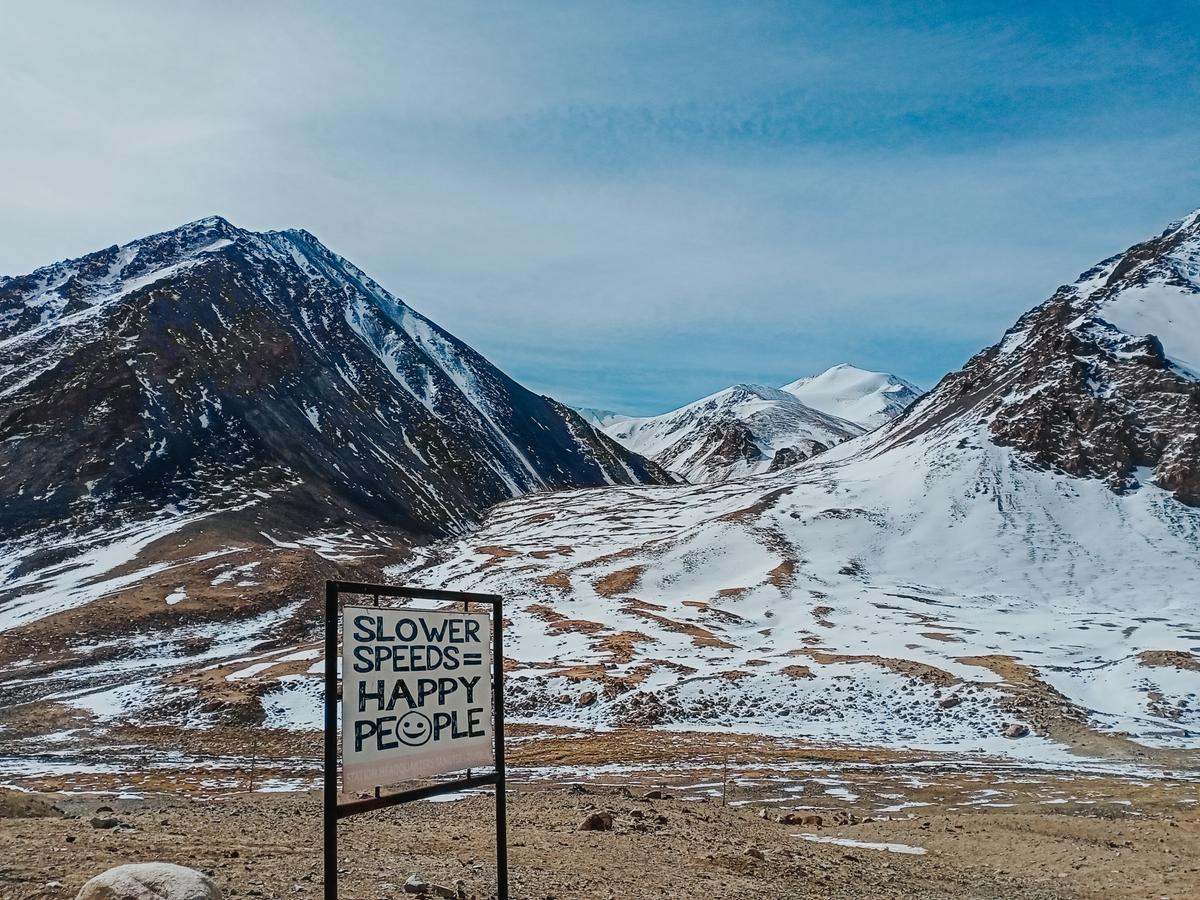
[578,810,615,831]
[75,863,221,900]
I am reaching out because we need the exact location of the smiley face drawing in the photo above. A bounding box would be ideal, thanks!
[397,711,432,747]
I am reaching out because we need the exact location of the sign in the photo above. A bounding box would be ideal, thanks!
[341,605,494,791]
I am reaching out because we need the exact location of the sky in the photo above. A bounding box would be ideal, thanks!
[2,2,1198,414]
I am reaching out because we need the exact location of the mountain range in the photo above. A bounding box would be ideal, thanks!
[583,365,921,483]
[0,208,1198,773]
[398,208,1200,760]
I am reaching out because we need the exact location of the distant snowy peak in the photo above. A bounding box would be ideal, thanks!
[781,364,923,429]
[881,206,1200,505]
[602,382,864,483]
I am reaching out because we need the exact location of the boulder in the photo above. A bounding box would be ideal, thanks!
[1003,723,1031,739]
[578,811,614,831]
[75,863,221,900]
[577,691,597,707]
[89,817,120,830]
[403,874,428,895]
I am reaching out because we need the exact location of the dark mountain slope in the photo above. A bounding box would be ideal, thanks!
[0,216,668,550]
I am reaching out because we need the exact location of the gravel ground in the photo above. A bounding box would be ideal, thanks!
[2,774,1198,900]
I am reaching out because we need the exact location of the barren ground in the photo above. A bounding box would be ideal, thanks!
[1,728,1198,900]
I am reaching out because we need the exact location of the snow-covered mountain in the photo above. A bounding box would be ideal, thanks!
[782,364,922,429]
[0,216,666,547]
[601,383,863,483]
[390,209,1200,762]
[0,216,669,721]
[595,366,920,483]
[4,209,1199,772]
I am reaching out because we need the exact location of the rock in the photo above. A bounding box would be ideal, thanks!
[1003,723,1031,739]
[744,847,765,860]
[578,811,614,831]
[775,812,822,826]
[75,863,221,900]
[89,817,120,830]
[938,695,962,709]
[563,783,589,795]
[757,808,769,819]
[403,874,428,895]
[577,691,597,707]
[641,789,666,800]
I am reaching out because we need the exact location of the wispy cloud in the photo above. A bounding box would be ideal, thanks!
[2,1,1197,412]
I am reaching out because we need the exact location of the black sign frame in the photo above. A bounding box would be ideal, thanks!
[324,580,507,900]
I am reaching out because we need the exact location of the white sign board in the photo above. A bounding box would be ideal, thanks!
[342,606,493,791]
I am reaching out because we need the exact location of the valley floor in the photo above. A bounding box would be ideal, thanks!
[1,728,1197,900]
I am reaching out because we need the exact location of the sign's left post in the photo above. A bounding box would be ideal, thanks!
[323,580,338,900]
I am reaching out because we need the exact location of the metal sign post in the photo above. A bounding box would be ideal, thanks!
[324,580,507,900]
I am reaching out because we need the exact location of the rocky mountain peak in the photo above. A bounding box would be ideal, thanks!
[883,208,1200,504]
[0,217,669,551]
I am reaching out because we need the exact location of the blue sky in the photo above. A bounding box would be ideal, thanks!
[2,1,1198,413]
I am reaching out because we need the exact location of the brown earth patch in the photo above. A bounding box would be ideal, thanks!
[781,664,815,679]
[797,650,960,687]
[921,631,965,643]
[716,486,793,523]
[621,597,668,612]
[621,607,736,650]
[538,571,571,591]
[547,619,609,635]
[1140,649,1200,672]
[529,545,574,560]
[595,566,645,597]
[594,631,657,664]
[767,559,796,588]
[476,544,520,557]
[526,603,568,623]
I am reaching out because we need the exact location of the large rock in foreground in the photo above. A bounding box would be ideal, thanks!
[75,863,221,900]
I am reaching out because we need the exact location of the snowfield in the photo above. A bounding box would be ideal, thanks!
[389,422,1200,758]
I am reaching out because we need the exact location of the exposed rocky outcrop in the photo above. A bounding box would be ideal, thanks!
[886,209,1200,504]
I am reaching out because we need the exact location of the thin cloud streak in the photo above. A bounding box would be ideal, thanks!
[1,1,1197,413]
